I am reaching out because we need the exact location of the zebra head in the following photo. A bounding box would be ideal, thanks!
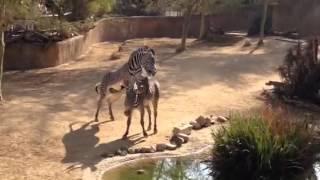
[140,48,157,78]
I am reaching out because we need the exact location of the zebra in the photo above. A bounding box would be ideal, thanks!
[94,47,157,122]
[121,76,160,139]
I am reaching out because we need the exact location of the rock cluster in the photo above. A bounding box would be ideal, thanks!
[100,115,228,158]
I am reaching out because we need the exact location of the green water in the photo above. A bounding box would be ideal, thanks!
[103,157,212,180]
[103,157,320,180]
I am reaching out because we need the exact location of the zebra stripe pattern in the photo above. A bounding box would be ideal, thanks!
[94,46,157,122]
[128,46,156,77]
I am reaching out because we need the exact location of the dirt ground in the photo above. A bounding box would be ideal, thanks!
[0,37,294,180]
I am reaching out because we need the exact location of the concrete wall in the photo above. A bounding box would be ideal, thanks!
[5,10,256,70]
[273,0,320,37]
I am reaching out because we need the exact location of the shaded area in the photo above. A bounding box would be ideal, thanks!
[62,120,144,172]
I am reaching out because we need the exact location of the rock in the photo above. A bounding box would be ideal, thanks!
[138,146,156,153]
[155,143,167,152]
[115,149,122,156]
[170,135,184,147]
[172,125,192,136]
[120,150,128,156]
[209,116,217,125]
[177,133,189,143]
[165,143,177,151]
[242,39,251,47]
[100,153,115,158]
[134,148,141,153]
[195,116,211,127]
[128,148,135,154]
[189,121,202,130]
[136,169,145,175]
[217,116,228,123]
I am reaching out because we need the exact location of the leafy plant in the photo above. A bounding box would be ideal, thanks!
[211,109,318,180]
[277,38,320,103]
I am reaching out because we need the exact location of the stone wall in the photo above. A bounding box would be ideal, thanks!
[5,9,256,70]
[273,0,320,37]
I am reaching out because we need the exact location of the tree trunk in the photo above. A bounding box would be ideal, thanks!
[178,11,192,52]
[0,0,5,102]
[258,0,269,46]
[0,30,4,102]
[199,12,206,39]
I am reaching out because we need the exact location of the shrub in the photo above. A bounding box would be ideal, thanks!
[211,109,318,180]
[275,38,320,104]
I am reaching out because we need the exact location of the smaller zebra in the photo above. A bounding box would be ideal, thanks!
[94,47,156,122]
[120,76,160,139]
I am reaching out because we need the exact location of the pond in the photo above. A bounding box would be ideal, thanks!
[103,157,320,180]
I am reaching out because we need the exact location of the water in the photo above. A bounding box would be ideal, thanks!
[103,158,320,180]
[103,157,212,180]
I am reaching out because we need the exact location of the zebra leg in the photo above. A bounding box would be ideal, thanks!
[153,99,158,134]
[122,109,132,139]
[95,94,105,122]
[140,106,148,137]
[146,105,152,131]
[108,102,115,121]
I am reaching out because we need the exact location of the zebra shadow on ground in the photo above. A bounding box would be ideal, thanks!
[62,120,144,172]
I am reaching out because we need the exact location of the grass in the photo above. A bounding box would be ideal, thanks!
[211,109,319,180]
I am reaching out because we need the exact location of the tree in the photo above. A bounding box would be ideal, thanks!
[0,0,38,102]
[257,0,269,46]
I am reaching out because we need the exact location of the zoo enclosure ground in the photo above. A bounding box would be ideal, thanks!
[0,37,294,180]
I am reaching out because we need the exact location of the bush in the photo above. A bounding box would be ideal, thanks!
[276,38,320,104]
[211,109,318,180]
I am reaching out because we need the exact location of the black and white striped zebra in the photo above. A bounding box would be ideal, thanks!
[94,46,157,122]
[122,76,160,138]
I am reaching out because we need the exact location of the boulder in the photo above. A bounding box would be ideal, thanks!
[170,135,184,147]
[177,133,189,143]
[138,146,156,153]
[128,148,135,154]
[242,39,252,47]
[189,120,202,130]
[155,143,167,152]
[195,116,211,127]
[164,143,177,151]
[172,125,192,136]
[217,116,228,123]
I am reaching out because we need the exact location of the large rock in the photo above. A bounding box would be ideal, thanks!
[128,148,135,154]
[216,116,228,123]
[156,143,167,152]
[170,135,184,147]
[172,125,192,136]
[189,120,202,130]
[177,133,189,143]
[195,116,211,127]
[164,143,177,151]
[136,146,156,153]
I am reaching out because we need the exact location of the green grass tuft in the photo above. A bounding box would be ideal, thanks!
[211,109,318,180]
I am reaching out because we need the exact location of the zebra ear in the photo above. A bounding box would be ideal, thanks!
[149,48,155,56]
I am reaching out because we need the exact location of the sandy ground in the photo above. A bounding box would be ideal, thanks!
[0,37,293,180]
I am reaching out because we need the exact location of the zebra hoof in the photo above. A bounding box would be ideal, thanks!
[122,135,128,140]
[143,132,148,137]
[154,129,158,134]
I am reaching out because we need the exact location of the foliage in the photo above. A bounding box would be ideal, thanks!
[114,0,160,16]
[211,109,318,180]
[277,38,320,103]
[88,0,115,17]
